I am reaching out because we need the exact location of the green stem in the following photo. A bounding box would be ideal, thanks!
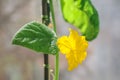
[49,0,59,80]
[54,53,59,80]
[49,0,57,32]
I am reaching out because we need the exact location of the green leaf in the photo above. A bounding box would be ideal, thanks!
[12,21,59,55]
[60,0,99,41]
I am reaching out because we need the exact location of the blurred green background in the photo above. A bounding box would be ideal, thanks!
[0,0,120,80]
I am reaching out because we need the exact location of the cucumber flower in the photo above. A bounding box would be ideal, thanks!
[57,28,88,71]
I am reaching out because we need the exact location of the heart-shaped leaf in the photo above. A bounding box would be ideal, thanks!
[12,21,59,55]
[60,0,99,41]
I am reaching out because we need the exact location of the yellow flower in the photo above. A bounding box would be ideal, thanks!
[57,28,88,71]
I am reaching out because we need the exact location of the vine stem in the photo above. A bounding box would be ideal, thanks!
[42,0,50,80]
[49,0,59,80]
[49,0,56,33]
[54,53,59,80]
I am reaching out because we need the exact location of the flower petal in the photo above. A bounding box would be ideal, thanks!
[57,28,88,71]
[57,36,71,54]
[68,28,79,49]
[66,51,79,71]
[76,36,88,51]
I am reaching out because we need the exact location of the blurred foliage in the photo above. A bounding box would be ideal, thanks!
[60,0,99,41]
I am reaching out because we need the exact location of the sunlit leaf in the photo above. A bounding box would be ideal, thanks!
[12,21,59,55]
[60,0,99,41]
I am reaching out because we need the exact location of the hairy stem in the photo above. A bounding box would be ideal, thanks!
[49,0,59,80]
[54,53,59,80]
[49,0,57,32]
[42,0,50,80]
